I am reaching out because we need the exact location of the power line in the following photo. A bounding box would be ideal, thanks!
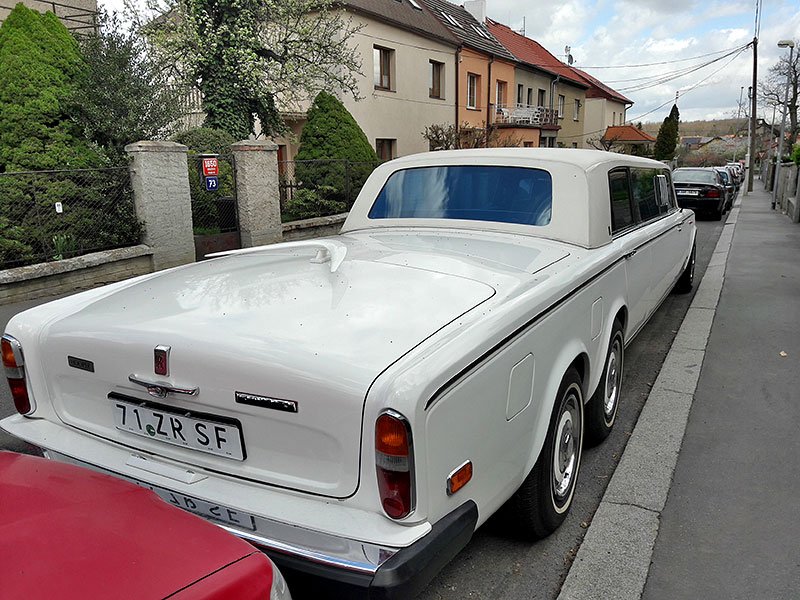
[560,46,750,140]
[575,45,747,69]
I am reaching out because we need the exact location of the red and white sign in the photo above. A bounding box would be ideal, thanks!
[202,157,219,177]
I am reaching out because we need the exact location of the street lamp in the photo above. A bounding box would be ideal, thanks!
[772,39,795,210]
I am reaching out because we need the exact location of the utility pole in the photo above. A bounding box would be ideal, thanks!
[747,37,758,193]
[734,87,744,162]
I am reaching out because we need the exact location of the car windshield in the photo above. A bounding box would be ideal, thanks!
[673,170,716,184]
[368,165,553,226]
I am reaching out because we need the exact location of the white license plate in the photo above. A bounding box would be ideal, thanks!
[112,399,245,460]
[678,190,699,196]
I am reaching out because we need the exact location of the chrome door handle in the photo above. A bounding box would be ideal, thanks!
[624,250,637,259]
[128,375,199,397]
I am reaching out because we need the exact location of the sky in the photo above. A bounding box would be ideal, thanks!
[485,0,799,124]
[102,0,800,125]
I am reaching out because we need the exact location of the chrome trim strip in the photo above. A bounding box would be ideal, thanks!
[43,450,400,576]
[128,375,199,396]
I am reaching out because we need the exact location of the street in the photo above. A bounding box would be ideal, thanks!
[0,215,726,600]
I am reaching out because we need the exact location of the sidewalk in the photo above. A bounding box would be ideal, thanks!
[559,185,800,599]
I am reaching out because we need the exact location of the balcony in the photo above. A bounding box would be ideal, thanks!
[493,104,559,127]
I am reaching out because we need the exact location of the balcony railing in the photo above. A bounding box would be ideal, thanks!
[493,104,558,127]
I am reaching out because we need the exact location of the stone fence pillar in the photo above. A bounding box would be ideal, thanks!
[231,140,282,247]
[125,141,195,270]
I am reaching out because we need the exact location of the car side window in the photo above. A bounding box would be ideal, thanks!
[655,173,674,214]
[609,168,634,232]
[630,168,660,222]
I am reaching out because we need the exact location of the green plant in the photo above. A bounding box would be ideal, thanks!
[67,10,186,165]
[52,233,77,260]
[294,92,378,206]
[282,186,346,222]
[147,0,363,139]
[791,144,800,166]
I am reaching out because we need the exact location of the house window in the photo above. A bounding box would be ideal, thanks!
[467,73,479,109]
[429,60,444,99]
[573,99,580,121]
[537,89,546,106]
[374,46,393,90]
[557,95,565,118]
[517,84,524,106]
[612,111,616,125]
[527,88,533,106]
[496,80,507,110]
[571,142,578,148]
[376,139,396,162]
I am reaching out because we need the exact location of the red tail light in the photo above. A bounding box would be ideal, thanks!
[375,411,414,519]
[706,188,720,198]
[2,334,31,415]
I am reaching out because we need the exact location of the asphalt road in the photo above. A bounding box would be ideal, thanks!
[0,212,727,599]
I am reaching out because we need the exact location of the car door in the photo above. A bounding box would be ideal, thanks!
[609,168,652,337]
[630,168,690,309]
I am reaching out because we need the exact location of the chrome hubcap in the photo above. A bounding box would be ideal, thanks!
[553,388,581,502]
[604,338,622,421]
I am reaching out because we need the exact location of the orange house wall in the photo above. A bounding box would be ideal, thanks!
[457,50,538,146]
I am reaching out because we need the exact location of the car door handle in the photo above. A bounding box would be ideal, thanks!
[624,250,637,259]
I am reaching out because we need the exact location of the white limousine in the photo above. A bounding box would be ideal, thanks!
[1,149,695,598]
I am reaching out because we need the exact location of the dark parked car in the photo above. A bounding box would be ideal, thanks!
[672,168,727,220]
[712,167,735,211]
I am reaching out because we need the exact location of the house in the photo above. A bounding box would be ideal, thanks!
[277,0,459,161]
[486,19,589,147]
[600,124,656,155]
[0,0,97,31]
[569,67,632,148]
[421,0,540,147]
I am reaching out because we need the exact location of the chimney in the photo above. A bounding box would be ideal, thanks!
[464,0,486,23]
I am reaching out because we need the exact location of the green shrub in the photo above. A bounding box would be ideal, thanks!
[282,186,346,222]
[792,144,800,166]
[294,92,378,206]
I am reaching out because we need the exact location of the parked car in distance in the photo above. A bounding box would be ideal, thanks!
[0,451,291,600]
[726,162,744,181]
[672,167,727,219]
[1,149,696,599]
[711,167,735,211]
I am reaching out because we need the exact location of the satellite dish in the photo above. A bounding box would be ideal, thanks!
[564,45,571,54]
[568,54,574,65]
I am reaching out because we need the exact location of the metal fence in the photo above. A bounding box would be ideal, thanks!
[279,159,380,222]
[0,167,141,270]
[187,154,238,235]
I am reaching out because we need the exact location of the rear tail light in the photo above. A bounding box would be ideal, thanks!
[375,410,414,519]
[706,188,720,198]
[2,334,32,415]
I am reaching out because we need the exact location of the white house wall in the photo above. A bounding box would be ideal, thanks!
[341,15,456,157]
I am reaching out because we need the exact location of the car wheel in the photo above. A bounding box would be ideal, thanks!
[585,320,624,446]
[675,243,696,294]
[507,367,583,540]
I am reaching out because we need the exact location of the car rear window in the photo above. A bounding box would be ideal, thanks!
[368,166,552,226]
[673,170,716,184]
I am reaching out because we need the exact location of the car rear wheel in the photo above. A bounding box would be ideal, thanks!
[507,367,583,540]
[585,320,624,446]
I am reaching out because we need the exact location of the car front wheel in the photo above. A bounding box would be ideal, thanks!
[507,367,583,540]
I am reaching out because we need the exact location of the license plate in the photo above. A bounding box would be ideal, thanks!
[143,482,257,531]
[112,399,245,460]
[677,190,699,196]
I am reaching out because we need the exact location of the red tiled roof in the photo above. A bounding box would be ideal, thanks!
[601,125,656,143]
[570,67,632,105]
[485,19,587,88]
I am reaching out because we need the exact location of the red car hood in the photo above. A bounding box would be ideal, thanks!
[0,452,271,599]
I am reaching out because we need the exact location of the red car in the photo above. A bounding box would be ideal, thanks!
[0,452,291,599]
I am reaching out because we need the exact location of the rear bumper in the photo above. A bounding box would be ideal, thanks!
[1,416,477,598]
[676,197,724,213]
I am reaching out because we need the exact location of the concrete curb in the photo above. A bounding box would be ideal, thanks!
[557,203,741,600]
